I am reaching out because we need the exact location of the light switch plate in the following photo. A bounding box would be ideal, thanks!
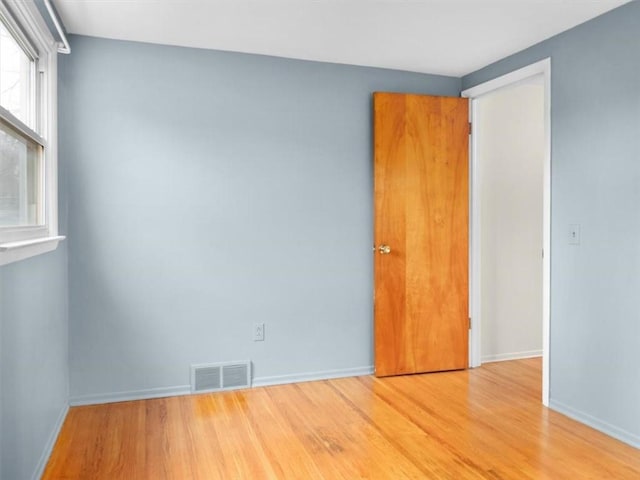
[569,224,580,245]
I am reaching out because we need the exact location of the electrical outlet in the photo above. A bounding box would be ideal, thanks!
[253,322,265,342]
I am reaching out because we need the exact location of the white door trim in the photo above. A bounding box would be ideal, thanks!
[461,58,551,406]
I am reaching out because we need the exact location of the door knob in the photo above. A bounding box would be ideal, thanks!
[378,244,391,255]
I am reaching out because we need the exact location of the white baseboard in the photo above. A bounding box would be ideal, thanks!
[481,349,542,363]
[32,403,69,480]
[68,366,376,406]
[252,365,374,388]
[69,385,191,406]
[549,399,640,449]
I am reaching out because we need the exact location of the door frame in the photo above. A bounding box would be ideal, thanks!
[461,58,551,406]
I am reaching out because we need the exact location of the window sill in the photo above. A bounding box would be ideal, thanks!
[0,235,65,266]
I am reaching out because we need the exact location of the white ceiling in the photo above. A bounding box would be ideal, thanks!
[53,0,630,77]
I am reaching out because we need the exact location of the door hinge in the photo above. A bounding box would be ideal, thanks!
[468,122,472,135]
[469,317,472,329]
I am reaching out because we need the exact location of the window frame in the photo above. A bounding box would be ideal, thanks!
[0,0,63,265]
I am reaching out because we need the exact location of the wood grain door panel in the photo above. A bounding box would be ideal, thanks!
[374,93,469,377]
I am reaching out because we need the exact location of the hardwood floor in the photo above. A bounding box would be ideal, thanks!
[43,359,640,479]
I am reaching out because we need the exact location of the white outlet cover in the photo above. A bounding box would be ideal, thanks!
[253,322,265,341]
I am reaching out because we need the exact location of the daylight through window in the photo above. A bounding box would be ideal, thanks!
[0,20,35,127]
[0,118,42,226]
[0,9,45,233]
[0,1,61,264]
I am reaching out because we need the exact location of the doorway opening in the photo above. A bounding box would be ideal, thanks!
[462,58,551,405]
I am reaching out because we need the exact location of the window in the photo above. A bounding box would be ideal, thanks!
[0,118,43,227]
[0,20,35,127]
[0,1,63,265]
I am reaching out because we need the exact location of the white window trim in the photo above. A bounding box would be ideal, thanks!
[0,0,64,266]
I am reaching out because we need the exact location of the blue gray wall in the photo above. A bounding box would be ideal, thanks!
[60,36,461,402]
[0,247,69,480]
[464,1,640,447]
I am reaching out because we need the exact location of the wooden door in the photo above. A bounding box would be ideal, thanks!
[374,93,469,377]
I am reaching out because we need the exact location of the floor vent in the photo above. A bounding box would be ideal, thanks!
[191,361,251,393]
